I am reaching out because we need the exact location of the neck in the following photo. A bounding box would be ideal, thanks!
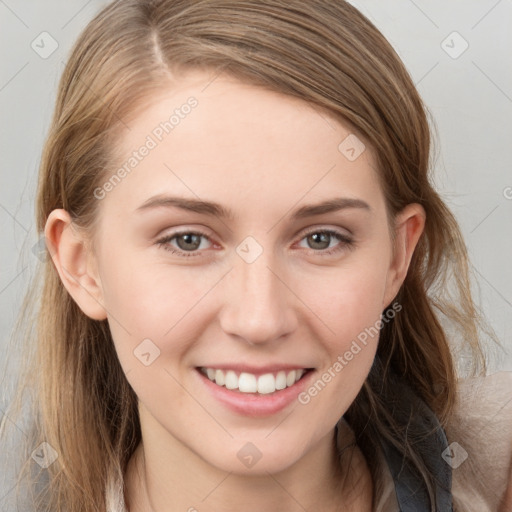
[124,420,372,512]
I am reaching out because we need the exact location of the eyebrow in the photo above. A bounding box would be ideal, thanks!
[135,195,371,221]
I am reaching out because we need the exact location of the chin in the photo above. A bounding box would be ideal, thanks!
[199,438,310,476]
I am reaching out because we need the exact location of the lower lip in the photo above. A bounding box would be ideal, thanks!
[195,369,315,417]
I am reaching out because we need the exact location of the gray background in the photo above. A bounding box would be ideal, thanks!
[1,0,511,382]
[0,0,511,507]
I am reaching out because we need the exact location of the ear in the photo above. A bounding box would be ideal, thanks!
[44,209,107,320]
[382,203,426,309]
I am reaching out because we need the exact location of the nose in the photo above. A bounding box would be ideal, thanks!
[218,252,297,346]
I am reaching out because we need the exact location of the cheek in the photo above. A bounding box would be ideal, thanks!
[296,273,383,434]
[297,257,390,345]
[97,243,215,372]
[293,256,389,408]
[100,239,213,331]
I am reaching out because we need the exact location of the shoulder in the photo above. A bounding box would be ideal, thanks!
[445,371,512,512]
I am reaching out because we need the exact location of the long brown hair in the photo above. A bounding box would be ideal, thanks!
[1,1,489,510]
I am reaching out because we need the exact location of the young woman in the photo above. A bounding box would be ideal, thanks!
[1,1,511,511]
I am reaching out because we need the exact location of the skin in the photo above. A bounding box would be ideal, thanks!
[45,69,425,511]
[499,456,512,511]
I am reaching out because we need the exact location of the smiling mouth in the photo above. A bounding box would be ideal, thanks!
[198,367,313,395]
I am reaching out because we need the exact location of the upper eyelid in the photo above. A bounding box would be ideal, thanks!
[158,226,351,250]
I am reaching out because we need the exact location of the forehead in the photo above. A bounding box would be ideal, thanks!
[102,70,384,218]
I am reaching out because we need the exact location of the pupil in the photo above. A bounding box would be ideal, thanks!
[309,232,330,250]
[175,232,332,252]
[178,233,201,250]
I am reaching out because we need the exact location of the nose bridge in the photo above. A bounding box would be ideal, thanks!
[242,253,278,304]
[219,244,296,344]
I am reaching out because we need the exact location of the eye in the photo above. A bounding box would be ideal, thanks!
[297,229,354,256]
[156,228,354,258]
[156,230,213,257]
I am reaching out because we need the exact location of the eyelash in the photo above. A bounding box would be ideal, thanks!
[156,229,354,258]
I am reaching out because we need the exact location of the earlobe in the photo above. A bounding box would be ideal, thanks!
[382,203,426,309]
[44,209,107,320]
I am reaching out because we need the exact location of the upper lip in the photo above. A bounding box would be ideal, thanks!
[197,364,314,376]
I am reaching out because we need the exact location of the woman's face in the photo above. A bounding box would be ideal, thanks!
[63,69,420,475]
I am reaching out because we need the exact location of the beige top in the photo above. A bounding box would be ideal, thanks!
[107,372,512,512]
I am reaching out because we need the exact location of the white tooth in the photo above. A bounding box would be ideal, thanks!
[275,371,287,390]
[286,370,296,387]
[238,372,257,393]
[209,368,304,393]
[215,369,225,386]
[225,370,239,390]
[257,373,277,394]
